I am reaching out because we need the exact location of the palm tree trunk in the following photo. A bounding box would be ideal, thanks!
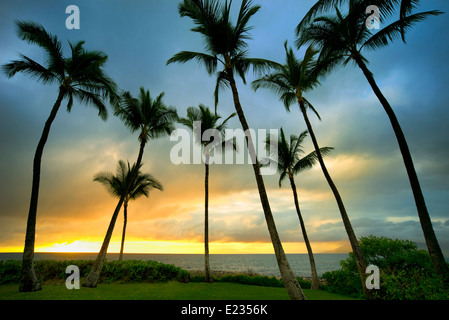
[20,87,66,292]
[119,201,128,262]
[82,197,124,288]
[227,73,306,300]
[355,57,449,286]
[298,99,370,298]
[288,173,320,290]
[204,156,213,283]
[83,140,147,288]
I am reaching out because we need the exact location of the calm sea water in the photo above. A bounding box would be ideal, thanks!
[0,253,346,277]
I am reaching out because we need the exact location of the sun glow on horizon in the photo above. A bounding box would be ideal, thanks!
[0,239,351,255]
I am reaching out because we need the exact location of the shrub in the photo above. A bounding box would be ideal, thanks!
[0,260,21,284]
[0,259,191,285]
[322,269,363,298]
[217,274,284,287]
[322,235,449,300]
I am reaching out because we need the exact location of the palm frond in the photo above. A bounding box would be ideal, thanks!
[303,98,321,121]
[362,10,443,50]
[296,0,347,35]
[70,88,108,121]
[167,51,219,75]
[2,54,57,84]
[15,20,65,77]
[292,146,333,174]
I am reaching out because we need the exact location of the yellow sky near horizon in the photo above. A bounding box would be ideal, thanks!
[0,239,352,255]
[0,153,389,255]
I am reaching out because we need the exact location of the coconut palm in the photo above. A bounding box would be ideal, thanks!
[296,1,449,286]
[266,128,333,290]
[2,20,118,292]
[167,0,306,300]
[178,104,236,283]
[252,42,371,297]
[82,87,178,288]
[93,160,163,262]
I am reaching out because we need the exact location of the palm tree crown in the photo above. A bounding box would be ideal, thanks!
[167,0,280,110]
[252,42,322,119]
[3,20,119,119]
[94,160,163,204]
[296,0,442,43]
[295,1,442,70]
[178,104,236,156]
[114,87,178,145]
[268,128,333,187]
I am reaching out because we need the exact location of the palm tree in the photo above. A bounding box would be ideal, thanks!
[296,1,449,286]
[253,41,371,296]
[178,104,236,283]
[82,87,178,288]
[2,21,118,292]
[93,160,163,262]
[266,128,333,290]
[167,0,307,300]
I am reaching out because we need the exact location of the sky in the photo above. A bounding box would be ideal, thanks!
[0,0,448,256]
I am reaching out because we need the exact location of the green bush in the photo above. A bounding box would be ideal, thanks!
[217,274,284,287]
[322,235,449,300]
[296,277,312,290]
[189,272,314,289]
[0,259,190,284]
[322,269,363,298]
[0,260,21,284]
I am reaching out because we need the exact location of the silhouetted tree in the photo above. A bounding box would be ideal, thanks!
[2,21,118,292]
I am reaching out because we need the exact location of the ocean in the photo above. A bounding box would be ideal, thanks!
[0,253,346,277]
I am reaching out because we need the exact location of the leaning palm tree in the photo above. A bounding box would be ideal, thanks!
[82,87,177,288]
[94,160,163,262]
[178,104,236,283]
[167,0,306,300]
[2,20,118,292]
[266,128,333,290]
[253,42,371,297]
[296,1,449,286]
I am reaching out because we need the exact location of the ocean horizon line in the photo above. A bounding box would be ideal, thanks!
[0,252,347,256]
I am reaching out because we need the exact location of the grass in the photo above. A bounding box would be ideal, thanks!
[0,282,357,300]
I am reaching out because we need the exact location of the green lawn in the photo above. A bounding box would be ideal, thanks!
[0,282,356,300]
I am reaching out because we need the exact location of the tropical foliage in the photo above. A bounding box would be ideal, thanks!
[323,236,449,300]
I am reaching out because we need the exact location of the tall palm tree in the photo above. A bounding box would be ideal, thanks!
[266,128,333,290]
[167,0,307,300]
[93,160,163,262]
[2,21,118,292]
[253,42,371,296]
[296,1,449,286]
[178,104,236,283]
[82,87,178,288]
